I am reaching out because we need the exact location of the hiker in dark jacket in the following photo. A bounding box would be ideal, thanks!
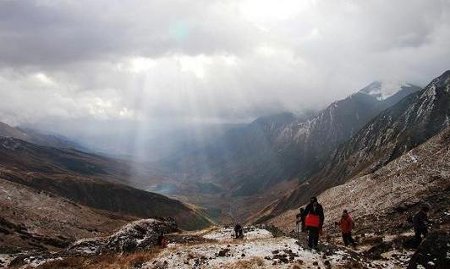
[301,197,325,249]
[157,233,168,248]
[335,209,356,247]
[413,206,430,245]
[234,223,243,239]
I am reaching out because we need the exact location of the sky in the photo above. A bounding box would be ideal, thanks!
[0,0,450,129]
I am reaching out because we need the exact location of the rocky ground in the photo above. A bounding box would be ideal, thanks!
[1,223,435,269]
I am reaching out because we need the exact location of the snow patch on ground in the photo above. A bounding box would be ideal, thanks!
[145,228,346,269]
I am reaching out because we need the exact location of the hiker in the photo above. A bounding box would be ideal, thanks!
[302,197,325,249]
[157,233,168,248]
[413,206,430,245]
[234,223,243,239]
[296,208,305,235]
[335,209,356,247]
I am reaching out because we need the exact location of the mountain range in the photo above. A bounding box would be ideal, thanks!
[159,82,421,197]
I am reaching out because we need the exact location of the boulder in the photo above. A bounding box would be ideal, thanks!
[67,218,177,254]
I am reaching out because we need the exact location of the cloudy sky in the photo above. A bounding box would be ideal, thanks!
[1,0,450,127]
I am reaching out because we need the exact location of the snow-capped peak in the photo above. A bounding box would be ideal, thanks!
[360,81,413,101]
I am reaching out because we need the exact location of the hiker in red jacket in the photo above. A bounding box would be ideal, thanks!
[301,197,325,249]
[335,209,356,247]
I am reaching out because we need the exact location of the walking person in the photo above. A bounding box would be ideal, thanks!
[413,206,430,246]
[157,233,168,248]
[335,210,356,247]
[302,197,324,250]
[234,223,243,239]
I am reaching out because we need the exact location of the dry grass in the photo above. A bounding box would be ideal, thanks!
[33,249,161,269]
[223,257,266,269]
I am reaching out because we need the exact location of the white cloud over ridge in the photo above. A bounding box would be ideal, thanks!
[0,0,449,126]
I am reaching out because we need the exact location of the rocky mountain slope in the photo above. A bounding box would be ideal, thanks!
[0,137,212,231]
[271,71,450,213]
[269,124,450,232]
[268,124,450,268]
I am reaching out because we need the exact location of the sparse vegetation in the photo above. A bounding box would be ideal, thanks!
[31,249,160,269]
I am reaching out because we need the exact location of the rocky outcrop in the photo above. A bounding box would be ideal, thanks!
[67,218,178,254]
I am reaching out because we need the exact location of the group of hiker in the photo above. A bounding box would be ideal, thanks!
[296,197,431,250]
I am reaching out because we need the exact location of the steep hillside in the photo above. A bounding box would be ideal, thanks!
[269,125,450,233]
[267,126,450,268]
[272,71,450,213]
[0,177,134,253]
[0,137,212,231]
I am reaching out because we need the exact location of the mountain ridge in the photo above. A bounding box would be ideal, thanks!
[159,81,421,198]
[267,70,450,216]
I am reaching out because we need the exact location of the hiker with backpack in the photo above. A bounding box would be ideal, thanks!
[335,209,356,247]
[301,197,325,250]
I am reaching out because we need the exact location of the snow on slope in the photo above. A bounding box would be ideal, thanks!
[269,126,450,234]
[359,81,413,100]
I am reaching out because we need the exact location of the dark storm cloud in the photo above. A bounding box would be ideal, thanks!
[0,0,449,126]
[0,0,257,67]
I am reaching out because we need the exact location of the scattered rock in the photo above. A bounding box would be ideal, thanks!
[217,248,230,257]
[364,241,393,260]
[407,230,450,269]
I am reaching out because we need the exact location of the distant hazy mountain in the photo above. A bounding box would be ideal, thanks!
[162,81,421,196]
[0,122,83,150]
[22,120,244,162]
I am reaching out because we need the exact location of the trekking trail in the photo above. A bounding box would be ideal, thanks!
[145,227,405,269]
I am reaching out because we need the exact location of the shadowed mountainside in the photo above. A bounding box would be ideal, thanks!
[0,136,212,231]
